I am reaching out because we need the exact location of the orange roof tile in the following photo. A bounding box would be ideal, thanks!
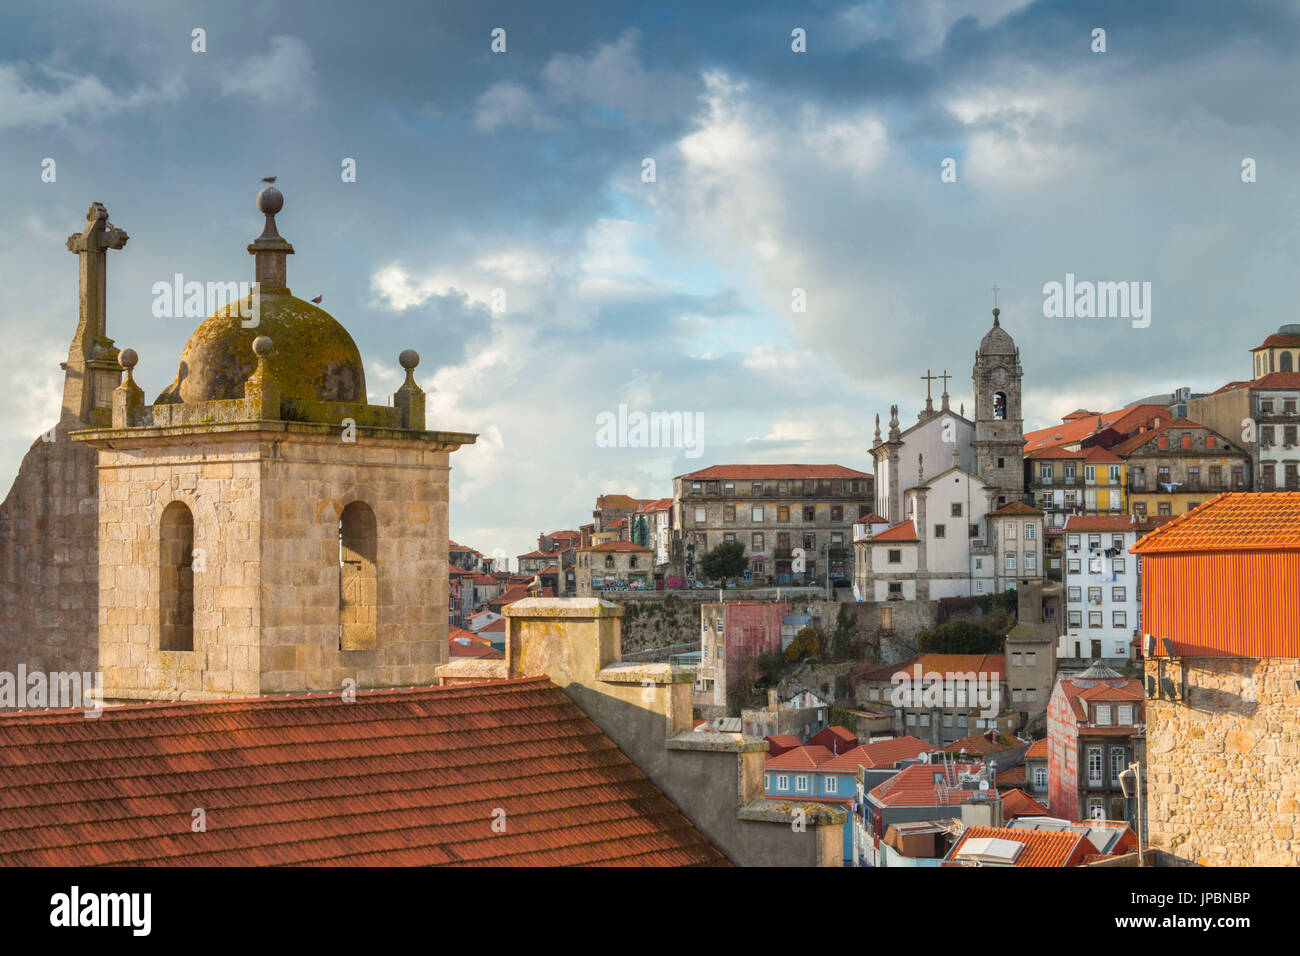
[1001,788,1050,819]
[868,762,985,808]
[1132,492,1300,554]
[872,520,917,542]
[1064,514,1137,533]
[764,734,803,757]
[1023,404,1168,453]
[945,825,1086,867]
[1253,332,1300,350]
[808,725,858,754]
[819,736,934,773]
[677,464,871,481]
[853,512,888,524]
[765,745,835,771]
[990,501,1043,516]
[855,654,1004,683]
[1025,739,1048,759]
[0,679,727,867]
[941,734,1012,756]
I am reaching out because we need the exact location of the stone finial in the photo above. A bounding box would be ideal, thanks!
[873,413,881,446]
[992,306,1000,327]
[241,336,281,420]
[394,348,426,430]
[111,347,144,428]
[248,186,294,292]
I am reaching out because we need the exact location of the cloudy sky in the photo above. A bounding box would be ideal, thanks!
[2,0,1298,562]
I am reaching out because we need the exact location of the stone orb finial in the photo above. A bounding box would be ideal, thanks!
[257,186,284,216]
[252,335,274,357]
[119,348,138,370]
[399,349,420,371]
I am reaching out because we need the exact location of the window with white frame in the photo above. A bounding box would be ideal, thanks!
[906,713,917,726]
[1118,704,1134,724]
[1068,610,1082,627]
[1095,704,1112,725]
[776,774,789,791]
[1026,687,1037,701]
[1025,552,1037,570]
[1113,611,1127,628]
[1012,652,1022,666]
[751,506,764,522]
[795,775,809,793]
[1112,586,1126,602]
[1087,747,1103,786]
[1110,748,1127,786]
[1027,652,1036,665]
[1025,524,1036,539]
[1034,767,1047,788]
[765,774,771,790]
[1068,559,1081,574]
[825,775,837,794]
[1006,553,1017,570]
[1067,534,1080,549]
[1005,522,1017,539]
[1068,586,1081,602]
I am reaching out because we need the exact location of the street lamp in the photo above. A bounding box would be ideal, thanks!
[1118,761,1145,867]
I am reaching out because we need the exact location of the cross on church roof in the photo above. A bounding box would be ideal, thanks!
[992,283,1000,308]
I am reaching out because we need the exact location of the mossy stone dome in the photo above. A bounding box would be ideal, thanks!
[156,291,366,404]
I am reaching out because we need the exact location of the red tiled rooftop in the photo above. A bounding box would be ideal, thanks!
[1001,789,1050,819]
[1132,492,1300,554]
[1025,739,1048,760]
[940,734,1012,756]
[677,464,871,481]
[1253,332,1300,350]
[990,501,1042,516]
[819,736,934,773]
[807,725,857,754]
[853,512,888,524]
[1023,404,1168,453]
[867,762,985,808]
[1064,514,1137,533]
[872,520,917,543]
[764,734,803,757]
[855,654,1004,683]
[765,745,834,772]
[945,825,1087,867]
[0,679,727,867]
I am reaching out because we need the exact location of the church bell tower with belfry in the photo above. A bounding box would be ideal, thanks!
[971,305,1025,507]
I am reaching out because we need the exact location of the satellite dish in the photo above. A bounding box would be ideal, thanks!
[979,781,990,791]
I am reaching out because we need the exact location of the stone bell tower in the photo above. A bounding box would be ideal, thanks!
[971,306,1025,507]
[73,186,476,701]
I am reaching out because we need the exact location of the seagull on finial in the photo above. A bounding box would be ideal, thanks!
[310,294,323,304]
[262,176,277,184]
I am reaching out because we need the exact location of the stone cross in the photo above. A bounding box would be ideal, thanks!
[63,203,128,424]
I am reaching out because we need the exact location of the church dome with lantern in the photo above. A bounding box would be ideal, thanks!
[155,187,367,405]
[977,307,1017,356]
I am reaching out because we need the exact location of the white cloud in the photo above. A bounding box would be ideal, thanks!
[219,37,318,108]
[0,62,184,129]
[473,81,553,132]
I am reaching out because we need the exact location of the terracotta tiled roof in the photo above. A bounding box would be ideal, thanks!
[990,501,1042,516]
[676,464,871,480]
[872,520,917,542]
[635,498,673,513]
[1251,371,1300,389]
[765,745,834,771]
[1055,677,1144,724]
[1001,788,1050,819]
[868,762,984,808]
[1108,417,1224,457]
[854,654,1004,683]
[941,734,1011,756]
[808,725,858,754]
[764,734,803,757]
[1253,332,1300,350]
[595,495,654,510]
[853,512,888,524]
[0,679,727,866]
[1132,492,1300,554]
[579,540,652,553]
[1025,739,1048,759]
[995,765,1026,787]
[1023,404,1168,453]
[818,736,934,773]
[1064,514,1137,533]
[945,825,1086,867]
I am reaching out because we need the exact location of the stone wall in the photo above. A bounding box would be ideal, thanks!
[1144,656,1300,866]
[0,428,100,684]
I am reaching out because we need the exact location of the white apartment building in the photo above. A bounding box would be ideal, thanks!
[1061,515,1139,661]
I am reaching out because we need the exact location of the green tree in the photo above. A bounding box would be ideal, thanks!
[917,620,1003,654]
[699,540,748,583]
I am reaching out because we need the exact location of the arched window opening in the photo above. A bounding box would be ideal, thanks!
[160,501,194,651]
[1282,352,1294,373]
[993,391,1007,420]
[339,501,378,650]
